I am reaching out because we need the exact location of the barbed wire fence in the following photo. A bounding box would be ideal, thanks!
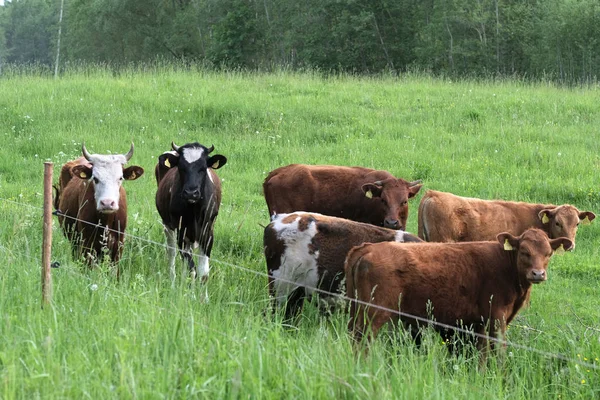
[0,195,599,371]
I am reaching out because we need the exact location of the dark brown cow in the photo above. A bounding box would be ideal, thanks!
[346,229,572,359]
[54,143,144,266]
[418,190,595,248]
[264,212,422,319]
[263,164,422,230]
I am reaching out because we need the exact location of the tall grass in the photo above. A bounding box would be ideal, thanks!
[0,68,598,398]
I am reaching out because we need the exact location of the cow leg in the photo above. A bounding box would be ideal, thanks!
[164,227,178,282]
[193,241,210,282]
[181,239,196,278]
[283,287,306,321]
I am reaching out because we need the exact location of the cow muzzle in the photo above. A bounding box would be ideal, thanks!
[528,269,547,283]
[384,219,402,230]
[98,199,119,213]
[182,188,201,203]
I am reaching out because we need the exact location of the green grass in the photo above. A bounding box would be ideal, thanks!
[0,67,599,398]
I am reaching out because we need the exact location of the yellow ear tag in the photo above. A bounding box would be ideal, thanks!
[554,244,565,255]
[80,172,87,179]
[365,190,373,199]
[164,158,171,168]
[503,239,514,251]
[541,214,550,224]
[212,160,220,169]
[130,171,136,179]
[582,216,591,225]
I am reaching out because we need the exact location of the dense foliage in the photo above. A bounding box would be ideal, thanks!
[0,0,599,83]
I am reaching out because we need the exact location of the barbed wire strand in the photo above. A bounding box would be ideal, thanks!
[1,196,598,370]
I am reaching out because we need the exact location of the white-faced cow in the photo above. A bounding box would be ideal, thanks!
[263,212,422,319]
[54,143,144,267]
[155,142,227,283]
[418,190,595,248]
[263,164,422,230]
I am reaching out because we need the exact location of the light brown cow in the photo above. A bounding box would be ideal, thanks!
[418,190,595,247]
[345,229,572,360]
[54,143,144,267]
[264,212,422,319]
[263,164,422,230]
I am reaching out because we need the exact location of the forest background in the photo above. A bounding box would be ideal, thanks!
[0,0,599,83]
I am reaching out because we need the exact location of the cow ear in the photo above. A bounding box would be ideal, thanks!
[579,211,595,225]
[208,155,227,169]
[497,232,518,251]
[538,208,555,225]
[407,183,423,198]
[549,237,574,253]
[123,166,144,181]
[159,152,179,169]
[362,183,383,199]
[72,165,92,180]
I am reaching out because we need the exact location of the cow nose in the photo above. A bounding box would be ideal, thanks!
[531,269,546,281]
[384,219,400,229]
[99,199,118,211]
[183,188,201,200]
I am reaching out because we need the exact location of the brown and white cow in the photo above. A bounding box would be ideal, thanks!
[263,164,422,230]
[418,190,595,248]
[264,212,422,319]
[54,143,144,266]
[346,229,572,358]
[155,142,227,284]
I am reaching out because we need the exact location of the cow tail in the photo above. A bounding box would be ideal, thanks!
[418,195,431,242]
[52,184,61,213]
[345,243,372,343]
[262,171,277,216]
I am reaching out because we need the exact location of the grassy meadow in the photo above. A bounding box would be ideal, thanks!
[0,67,599,398]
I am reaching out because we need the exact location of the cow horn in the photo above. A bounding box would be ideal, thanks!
[171,141,180,152]
[207,144,215,154]
[124,142,134,162]
[82,142,92,161]
[408,179,422,187]
[374,181,383,186]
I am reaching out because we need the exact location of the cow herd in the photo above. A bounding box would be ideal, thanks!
[53,142,596,359]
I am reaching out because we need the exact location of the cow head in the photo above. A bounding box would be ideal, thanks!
[497,229,573,284]
[538,205,595,248]
[160,142,227,204]
[361,178,422,230]
[71,143,144,213]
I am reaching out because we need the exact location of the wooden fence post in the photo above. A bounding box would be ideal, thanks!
[42,162,53,308]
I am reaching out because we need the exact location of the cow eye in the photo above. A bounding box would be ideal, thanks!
[555,222,560,227]
[93,177,99,184]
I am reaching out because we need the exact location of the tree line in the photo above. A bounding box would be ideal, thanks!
[0,0,599,83]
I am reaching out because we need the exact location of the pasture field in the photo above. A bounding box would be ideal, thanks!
[0,67,599,399]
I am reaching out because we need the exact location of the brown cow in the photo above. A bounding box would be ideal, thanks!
[418,190,595,247]
[264,212,422,319]
[54,143,144,266]
[345,229,572,359]
[263,164,422,230]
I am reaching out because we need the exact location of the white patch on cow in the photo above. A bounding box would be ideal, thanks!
[165,227,178,283]
[270,213,320,304]
[182,147,204,163]
[207,169,215,184]
[394,230,406,242]
[87,154,128,213]
[196,253,209,278]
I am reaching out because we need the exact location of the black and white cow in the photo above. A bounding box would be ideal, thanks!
[263,212,422,319]
[155,142,227,283]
